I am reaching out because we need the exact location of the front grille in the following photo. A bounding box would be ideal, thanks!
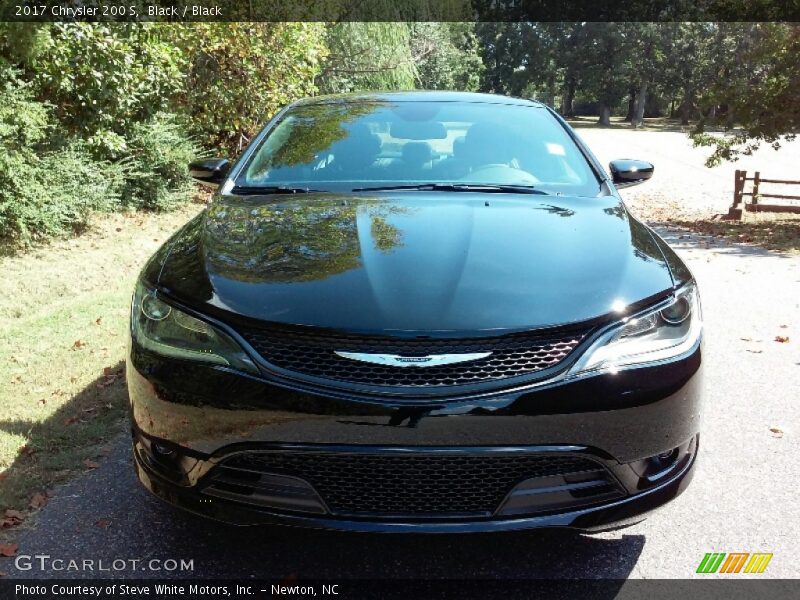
[205,450,616,518]
[239,327,587,388]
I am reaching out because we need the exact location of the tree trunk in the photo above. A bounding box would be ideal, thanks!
[598,105,611,126]
[632,82,648,128]
[561,80,576,117]
[680,90,693,126]
[624,89,636,122]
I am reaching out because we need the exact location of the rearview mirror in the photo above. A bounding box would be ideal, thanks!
[609,159,654,189]
[189,158,230,187]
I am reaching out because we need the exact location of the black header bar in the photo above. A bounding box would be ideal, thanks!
[2,0,800,22]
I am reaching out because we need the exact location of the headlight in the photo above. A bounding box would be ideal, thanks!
[131,281,258,374]
[569,282,702,376]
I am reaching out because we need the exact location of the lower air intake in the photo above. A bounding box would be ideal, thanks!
[202,449,624,519]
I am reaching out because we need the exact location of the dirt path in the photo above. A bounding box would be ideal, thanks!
[578,128,800,220]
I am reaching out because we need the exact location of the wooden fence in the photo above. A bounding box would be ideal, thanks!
[728,170,800,219]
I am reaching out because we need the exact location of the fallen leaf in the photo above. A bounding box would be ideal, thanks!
[95,518,111,528]
[29,492,48,509]
[72,340,87,349]
[0,509,24,529]
[64,416,78,426]
[769,427,784,438]
[0,473,6,481]
[95,317,103,325]
[83,459,99,470]
[19,445,35,456]
[0,544,17,557]
[775,335,790,343]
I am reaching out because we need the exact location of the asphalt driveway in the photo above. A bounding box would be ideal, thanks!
[3,226,799,582]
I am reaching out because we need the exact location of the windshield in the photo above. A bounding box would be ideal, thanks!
[235,100,601,197]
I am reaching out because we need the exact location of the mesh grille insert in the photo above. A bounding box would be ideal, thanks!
[213,451,608,517]
[239,327,587,388]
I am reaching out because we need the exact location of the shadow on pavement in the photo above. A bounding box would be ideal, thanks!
[653,220,800,256]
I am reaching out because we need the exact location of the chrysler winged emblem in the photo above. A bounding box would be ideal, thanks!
[334,351,492,368]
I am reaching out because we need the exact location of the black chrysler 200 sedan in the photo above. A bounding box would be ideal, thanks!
[127,92,702,532]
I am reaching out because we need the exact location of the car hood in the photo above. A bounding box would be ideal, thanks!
[147,192,675,333]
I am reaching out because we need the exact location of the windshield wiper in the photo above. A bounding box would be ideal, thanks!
[231,185,327,195]
[352,183,547,195]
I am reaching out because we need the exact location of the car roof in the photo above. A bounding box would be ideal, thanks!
[294,91,546,108]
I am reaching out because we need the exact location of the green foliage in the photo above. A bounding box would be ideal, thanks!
[31,23,185,140]
[3,19,799,245]
[318,23,417,94]
[411,23,483,91]
[692,24,800,166]
[174,23,326,155]
[118,113,200,211]
[0,69,123,243]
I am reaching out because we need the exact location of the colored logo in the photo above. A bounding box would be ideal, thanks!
[696,552,773,574]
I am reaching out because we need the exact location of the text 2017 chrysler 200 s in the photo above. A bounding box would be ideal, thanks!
[127,92,702,532]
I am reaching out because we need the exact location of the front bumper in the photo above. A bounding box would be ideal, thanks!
[133,437,697,533]
[127,340,702,532]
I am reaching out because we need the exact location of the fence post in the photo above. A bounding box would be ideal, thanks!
[752,171,760,205]
[728,170,745,219]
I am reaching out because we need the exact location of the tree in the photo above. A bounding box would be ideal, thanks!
[317,23,417,94]
[410,22,483,91]
[581,23,635,125]
[173,23,327,154]
[626,24,668,128]
[692,23,800,165]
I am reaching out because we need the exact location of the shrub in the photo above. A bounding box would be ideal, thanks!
[0,69,123,243]
[1,146,125,242]
[118,112,200,212]
[31,23,185,141]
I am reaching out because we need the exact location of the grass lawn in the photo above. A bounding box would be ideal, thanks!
[0,201,203,539]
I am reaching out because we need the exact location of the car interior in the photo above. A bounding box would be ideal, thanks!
[244,108,591,189]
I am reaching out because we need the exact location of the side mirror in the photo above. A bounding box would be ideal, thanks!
[609,159,654,188]
[188,158,230,187]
